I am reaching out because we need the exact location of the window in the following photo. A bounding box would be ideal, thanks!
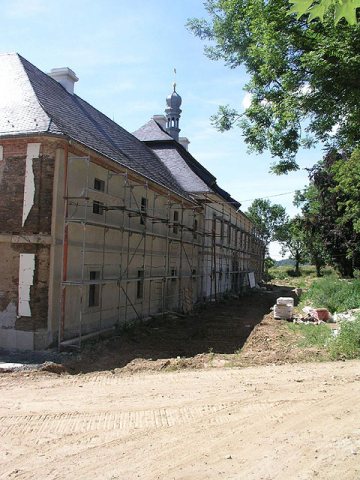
[192,269,197,280]
[140,197,147,225]
[137,270,144,299]
[227,224,231,244]
[173,211,179,234]
[171,268,177,281]
[93,200,104,215]
[89,271,100,307]
[94,178,105,192]
[193,218,198,239]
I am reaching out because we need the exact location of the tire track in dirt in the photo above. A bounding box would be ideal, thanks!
[0,402,237,439]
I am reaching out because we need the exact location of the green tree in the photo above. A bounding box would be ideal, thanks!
[279,216,308,275]
[187,1,360,173]
[331,147,360,233]
[246,198,289,249]
[289,0,360,26]
[295,151,360,277]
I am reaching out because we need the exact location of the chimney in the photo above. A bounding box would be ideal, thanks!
[48,67,78,94]
[152,115,166,129]
[179,137,190,151]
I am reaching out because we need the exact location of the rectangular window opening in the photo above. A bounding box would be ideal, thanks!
[193,218,198,239]
[93,200,104,215]
[173,211,179,234]
[94,178,105,192]
[89,271,100,307]
[137,270,144,299]
[140,197,147,225]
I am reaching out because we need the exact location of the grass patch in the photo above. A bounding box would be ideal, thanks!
[329,316,360,359]
[287,323,332,348]
[268,265,335,289]
[301,277,360,313]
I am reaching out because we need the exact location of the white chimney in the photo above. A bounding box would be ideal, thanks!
[179,137,190,151]
[48,67,78,94]
[152,115,166,129]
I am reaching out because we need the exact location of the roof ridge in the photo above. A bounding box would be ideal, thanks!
[12,54,53,133]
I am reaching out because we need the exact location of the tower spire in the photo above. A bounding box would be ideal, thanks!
[165,69,182,142]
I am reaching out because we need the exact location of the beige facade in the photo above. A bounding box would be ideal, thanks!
[0,137,264,351]
[0,53,265,351]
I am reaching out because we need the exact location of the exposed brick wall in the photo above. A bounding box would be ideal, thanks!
[0,141,26,233]
[0,136,65,339]
[0,137,62,235]
[12,244,50,331]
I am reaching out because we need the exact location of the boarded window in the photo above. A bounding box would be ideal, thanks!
[18,253,35,317]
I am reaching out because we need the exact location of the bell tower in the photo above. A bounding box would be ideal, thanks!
[165,73,182,141]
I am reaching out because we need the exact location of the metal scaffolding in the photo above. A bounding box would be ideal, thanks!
[59,155,264,348]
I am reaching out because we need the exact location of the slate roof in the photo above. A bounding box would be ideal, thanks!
[151,145,211,193]
[0,53,189,200]
[133,118,173,142]
[134,118,241,210]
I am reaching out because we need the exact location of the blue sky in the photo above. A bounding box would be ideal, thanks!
[0,0,323,258]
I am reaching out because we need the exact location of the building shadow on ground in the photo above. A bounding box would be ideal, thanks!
[64,284,296,374]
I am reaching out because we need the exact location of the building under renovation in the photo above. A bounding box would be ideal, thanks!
[0,53,264,351]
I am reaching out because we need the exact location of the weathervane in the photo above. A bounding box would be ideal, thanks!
[173,67,177,92]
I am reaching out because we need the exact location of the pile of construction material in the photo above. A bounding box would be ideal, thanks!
[273,297,294,320]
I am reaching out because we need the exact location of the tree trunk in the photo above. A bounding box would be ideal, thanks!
[295,250,301,276]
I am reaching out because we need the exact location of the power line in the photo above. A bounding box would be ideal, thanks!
[239,189,305,203]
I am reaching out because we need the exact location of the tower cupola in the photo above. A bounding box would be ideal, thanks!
[165,81,182,141]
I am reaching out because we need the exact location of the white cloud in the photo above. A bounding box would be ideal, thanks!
[242,92,252,110]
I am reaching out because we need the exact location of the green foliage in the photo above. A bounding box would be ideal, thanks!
[295,151,360,277]
[289,0,360,25]
[245,198,289,246]
[187,1,360,172]
[287,322,332,347]
[278,216,309,275]
[329,316,360,358]
[301,277,360,312]
[331,148,360,233]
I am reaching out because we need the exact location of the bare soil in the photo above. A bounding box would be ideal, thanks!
[63,285,330,374]
[1,285,359,479]
[1,361,359,479]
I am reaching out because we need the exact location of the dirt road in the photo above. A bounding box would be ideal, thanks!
[1,360,359,480]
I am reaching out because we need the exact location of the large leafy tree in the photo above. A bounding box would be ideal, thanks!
[331,147,360,233]
[278,216,308,275]
[245,198,289,248]
[187,1,360,173]
[294,150,360,277]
